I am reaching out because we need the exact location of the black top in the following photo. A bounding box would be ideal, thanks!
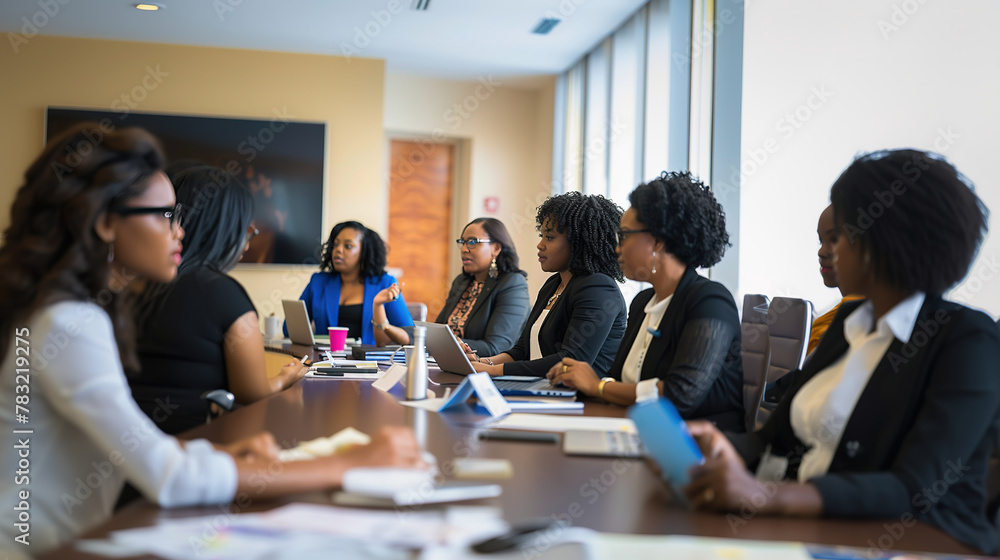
[434,272,531,356]
[728,296,1000,555]
[609,268,744,431]
[130,267,256,435]
[504,272,627,377]
[338,303,363,340]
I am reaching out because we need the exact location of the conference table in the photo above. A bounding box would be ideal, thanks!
[39,343,984,559]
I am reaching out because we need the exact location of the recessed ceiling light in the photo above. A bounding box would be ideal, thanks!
[133,3,164,11]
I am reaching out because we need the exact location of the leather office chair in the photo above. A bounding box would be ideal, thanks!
[200,350,296,422]
[755,297,813,428]
[740,294,770,432]
[407,302,428,322]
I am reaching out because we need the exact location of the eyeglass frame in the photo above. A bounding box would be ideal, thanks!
[616,228,651,245]
[110,202,184,231]
[455,238,493,249]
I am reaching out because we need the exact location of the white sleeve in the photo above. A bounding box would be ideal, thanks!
[635,378,660,403]
[35,303,238,507]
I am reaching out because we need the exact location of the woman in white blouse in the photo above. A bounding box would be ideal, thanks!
[683,150,1000,555]
[0,124,423,553]
[547,172,745,432]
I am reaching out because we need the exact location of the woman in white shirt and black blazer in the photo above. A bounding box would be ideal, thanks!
[547,172,745,432]
[682,150,1000,555]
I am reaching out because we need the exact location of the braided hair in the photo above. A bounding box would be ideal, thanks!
[535,192,624,281]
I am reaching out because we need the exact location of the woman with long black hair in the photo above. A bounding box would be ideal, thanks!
[131,165,307,435]
[0,124,423,553]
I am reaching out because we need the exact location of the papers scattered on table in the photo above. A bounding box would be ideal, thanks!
[278,426,370,462]
[84,503,507,560]
[490,413,636,433]
[593,534,812,560]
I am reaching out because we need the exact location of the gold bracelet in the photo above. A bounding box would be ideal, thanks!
[598,377,615,398]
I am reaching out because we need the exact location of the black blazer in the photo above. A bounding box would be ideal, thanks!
[504,272,626,377]
[434,272,530,356]
[729,296,1000,555]
[609,267,744,431]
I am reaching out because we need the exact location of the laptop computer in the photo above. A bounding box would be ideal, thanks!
[414,321,576,397]
[282,299,318,347]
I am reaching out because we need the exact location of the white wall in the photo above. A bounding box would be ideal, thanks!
[740,0,1000,318]
[383,72,556,304]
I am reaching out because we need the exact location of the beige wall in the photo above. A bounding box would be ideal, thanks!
[0,35,385,322]
[0,36,556,325]
[383,73,556,305]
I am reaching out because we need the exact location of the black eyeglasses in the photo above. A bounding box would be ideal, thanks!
[456,238,493,249]
[617,228,650,245]
[111,203,183,231]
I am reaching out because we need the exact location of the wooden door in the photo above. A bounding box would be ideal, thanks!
[387,140,453,322]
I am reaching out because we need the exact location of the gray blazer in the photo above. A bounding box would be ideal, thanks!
[434,272,530,356]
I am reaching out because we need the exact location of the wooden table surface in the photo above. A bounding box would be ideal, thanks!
[39,344,984,559]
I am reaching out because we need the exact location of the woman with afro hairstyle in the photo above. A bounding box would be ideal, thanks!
[291,221,413,346]
[546,172,745,431]
[685,150,999,556]
[469,192,627,377]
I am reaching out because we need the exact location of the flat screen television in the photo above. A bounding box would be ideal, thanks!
[45,107,326,266]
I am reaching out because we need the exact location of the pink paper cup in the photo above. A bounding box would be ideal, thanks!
[328,327,349,351]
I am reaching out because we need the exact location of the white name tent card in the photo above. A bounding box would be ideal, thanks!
[398,372,511,418]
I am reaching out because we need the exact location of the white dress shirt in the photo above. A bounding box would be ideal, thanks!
[529,308,550,361]
[0,302,238,553]
[621,293,673,402]
[790,292,925,481]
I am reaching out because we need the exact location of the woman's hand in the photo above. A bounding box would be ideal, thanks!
[682,421,766,512]
[546,358,599,396]
[337,426,426,469]
[374,283,402,306]
[276,360,308,390]
[216,432,281,464]
[461,342,480,363]
[471,359,504,376]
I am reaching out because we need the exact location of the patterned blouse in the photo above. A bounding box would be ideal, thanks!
[447,280,484,339]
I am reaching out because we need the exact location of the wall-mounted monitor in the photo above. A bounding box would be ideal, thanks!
[45,107,326,266]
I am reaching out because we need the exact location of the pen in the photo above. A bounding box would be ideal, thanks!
[300,354,310,366]
[313,368,345,376]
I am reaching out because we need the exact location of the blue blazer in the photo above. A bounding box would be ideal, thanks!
[294,272,414,345]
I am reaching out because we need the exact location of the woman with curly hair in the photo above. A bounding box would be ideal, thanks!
[292,221,413,345]
[0,124,424,552]
[470,192,627,377]
[435,217,530,356]
[683,150,999,556]
[547,172,745,431]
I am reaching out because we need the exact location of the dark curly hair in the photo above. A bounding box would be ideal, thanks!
[463,217,527,278]
[535,192,624,281]
[830,149,988,294]
[319,221,388,280]
[0,123,165,372]
[628,171,731,268]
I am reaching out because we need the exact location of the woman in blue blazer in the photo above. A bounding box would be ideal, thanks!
[683,150,1000,555]
[471,192,627,377]
[547,172,745,432]
[294,221,412,345]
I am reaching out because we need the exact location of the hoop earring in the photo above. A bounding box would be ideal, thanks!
[488,258,499,279]
[107,242,115,263]
[650,251,657,275]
